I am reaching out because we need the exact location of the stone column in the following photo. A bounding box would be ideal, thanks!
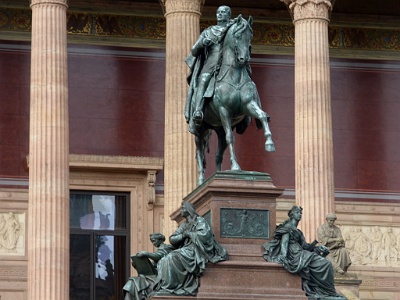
[161,0,202,236]
[28,1,69,299]
[281,0,335,240]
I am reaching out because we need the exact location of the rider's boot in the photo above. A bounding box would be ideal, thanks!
[192,91,204,129]
[188,73,211,135]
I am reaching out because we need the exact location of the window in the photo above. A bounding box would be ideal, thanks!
[69,191,130,300]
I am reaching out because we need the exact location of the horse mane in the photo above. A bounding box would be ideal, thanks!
[232,15,253,38]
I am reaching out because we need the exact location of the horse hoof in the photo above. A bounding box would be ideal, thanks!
[231,164,241,171]
[265,143,275,152]
[197,177,205,186]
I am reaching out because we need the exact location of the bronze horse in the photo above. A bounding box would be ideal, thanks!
[192,16,275,185]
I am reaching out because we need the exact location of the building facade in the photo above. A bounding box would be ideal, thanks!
[0,0,400,299]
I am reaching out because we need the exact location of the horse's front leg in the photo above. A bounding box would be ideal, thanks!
[243,85,275,152]
[255,108,275,152]
[219,107,241,171]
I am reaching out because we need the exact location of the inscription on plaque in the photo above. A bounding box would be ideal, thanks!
[220,208,269,239]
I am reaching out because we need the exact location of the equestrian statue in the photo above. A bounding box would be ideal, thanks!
[185,6,275,185]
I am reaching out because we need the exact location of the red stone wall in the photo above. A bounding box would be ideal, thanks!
[68,45,165,158]
[0,42,30,178]
[330,59,400,192]
[1,42,400,192]
[203,55,400,192]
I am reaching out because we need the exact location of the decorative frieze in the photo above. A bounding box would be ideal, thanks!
[1,7,400,53]
[341,225,400,267]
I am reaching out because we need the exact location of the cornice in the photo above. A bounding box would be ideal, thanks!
[69,154,164,171]
[26,154,164,172]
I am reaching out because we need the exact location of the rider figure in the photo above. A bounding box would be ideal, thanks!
[187,6,233,135]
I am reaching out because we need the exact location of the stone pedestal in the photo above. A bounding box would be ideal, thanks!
[154,261,306,299]
[168,171,307,299]
[172,171,282,261]
[334,274,362,299]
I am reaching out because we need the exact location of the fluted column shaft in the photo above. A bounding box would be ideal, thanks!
[283,0,335,240]
[28,1,69,299]
[161,0,202,236]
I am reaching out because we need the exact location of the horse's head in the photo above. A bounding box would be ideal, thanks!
[228,15,253,67]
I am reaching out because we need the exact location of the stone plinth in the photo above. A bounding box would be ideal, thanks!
[197,260,306,299]
[334,274,362,299]
[153,261,306,299]
[171,171,283,261]
[168,171,307,299]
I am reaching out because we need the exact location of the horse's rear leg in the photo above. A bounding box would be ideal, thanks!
[215,128,227,171]
[219,107,241,171]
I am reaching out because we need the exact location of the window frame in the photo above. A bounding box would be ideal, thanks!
[69,190,131,300]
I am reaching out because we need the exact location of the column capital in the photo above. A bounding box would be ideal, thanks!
[161,0,204,17]
[30,0,68,8]
[280,0,335,22]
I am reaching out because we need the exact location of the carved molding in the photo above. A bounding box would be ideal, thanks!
[0,190,28,202]
[361,278,400,289]
[68,155,163,214]
[147,171,156,210]
[69,154,164,171]
[27,154,163,172]
[0,267,27,281]
[69,173,143,187]
[29,0,68,8]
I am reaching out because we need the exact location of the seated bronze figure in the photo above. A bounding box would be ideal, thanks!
[263,206,346,299]
[123,201,227,299]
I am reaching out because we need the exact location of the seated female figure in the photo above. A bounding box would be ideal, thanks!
[154,201,228,296]
[123,233,174,300]
[263,206,345,299]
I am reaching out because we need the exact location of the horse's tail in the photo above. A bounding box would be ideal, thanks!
[200,130,212,169]
[204,130,211,154]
